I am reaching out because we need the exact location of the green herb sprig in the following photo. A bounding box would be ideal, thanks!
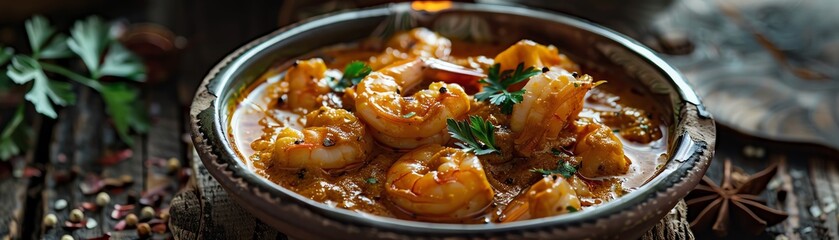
[474,62,541,114]
[446,116,499,155]
[330,61,371,92]
[531,160,578,178]
[0,16,147,160]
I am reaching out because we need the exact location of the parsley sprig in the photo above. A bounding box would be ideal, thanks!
[531,160,578,178]
[330,61,371,92]
[475,62,541,114]
[0,16,147,160]
[446,116,499,155]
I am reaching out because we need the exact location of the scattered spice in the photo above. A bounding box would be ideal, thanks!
[139,185,171,207]
[85,218,98,229]
[541,67,549,73]
[137,223,151,237]
[43,214,57,228]
[159,211,170,223]
[166,158,181,173]
[111,204,135,219]
[125,214,139,227]
[686,159,787,237]
[438,86,448,94]
[99,149,133,166]
[152,223,167,233]
[140,206,155,220]
[81,202,98,211]
[96,192,111,206]
[69,209,84,223]
[63,220,84,230]
[297,169,307,179]
[55,199,68,210]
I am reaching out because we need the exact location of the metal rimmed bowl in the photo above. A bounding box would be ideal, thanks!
[190,3,716,239]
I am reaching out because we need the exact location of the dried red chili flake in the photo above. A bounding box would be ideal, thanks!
[140,185,171,207]
[115,203,136,211]
[23,167,42,177]
[178,168,192,184]
[63,220,85,230]
[99,149,133,166]
[152,223,167,233]
[53,169,76,182]
[111,204,136,219]
[80,174,105,195]
[113,220,127,231]
[81,202,99,211]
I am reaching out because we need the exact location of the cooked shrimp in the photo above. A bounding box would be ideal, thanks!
[494,40,579,90]
[268,106,373,171]
[283,58,333,111]
[385,144,494,222]
[500,175,582,222]
[368,28,452,70]
[355,58,471,149]
[574,118,631,178]
[511,68,595,156]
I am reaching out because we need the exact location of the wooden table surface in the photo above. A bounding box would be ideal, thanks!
[0,0,837,239]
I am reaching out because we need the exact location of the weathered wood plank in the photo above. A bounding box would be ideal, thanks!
[787,157,827,239]
[0,158,28,239]
[42,90,81,239]
[808,158,838,240]
[0,112,39,239]
[68,84,107,239]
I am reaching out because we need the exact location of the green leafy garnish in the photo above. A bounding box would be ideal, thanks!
[566,206,578,213]
[7,55,75,118]
[0,15,148,160]
[25,16,72,59]
[475,62,541,114]
[446,116,499,155]
[530,160,577,178]
[401,112,416,118]
[366,177,378,184]
[0,105,30,160]
[330,61,371,92]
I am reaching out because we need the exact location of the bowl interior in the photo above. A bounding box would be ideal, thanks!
[202,2,707,234]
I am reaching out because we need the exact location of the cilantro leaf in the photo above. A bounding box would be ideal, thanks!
[365,177,378,184]
[100,83,149,144]
[530,160,577,178]
[0,105,30,160]
[99,43,146,81]
[475,62,540,114]
[330,61,371,92]
[447,116,499,155]
[6,55,76,118]
[24,16,72,59]
[67,16,110,78]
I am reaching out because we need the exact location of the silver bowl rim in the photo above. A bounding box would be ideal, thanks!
[190,2,714,234]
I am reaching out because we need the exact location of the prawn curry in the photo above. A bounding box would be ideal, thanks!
[228,28,670,224]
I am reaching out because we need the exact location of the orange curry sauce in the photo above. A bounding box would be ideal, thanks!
[227,32,669,224]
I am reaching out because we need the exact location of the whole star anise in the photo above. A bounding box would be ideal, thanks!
[686,159,788,237]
